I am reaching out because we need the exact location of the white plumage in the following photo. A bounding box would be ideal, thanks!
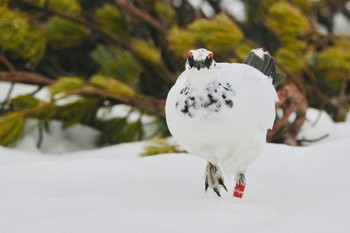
[165,48,283,198]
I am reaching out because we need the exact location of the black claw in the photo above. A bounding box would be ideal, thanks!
[238,173,246,186]
[218,178,228,192]
[213,188,221,197]
[205,177,209,192]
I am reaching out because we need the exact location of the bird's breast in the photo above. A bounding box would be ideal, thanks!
[174,80,236,119]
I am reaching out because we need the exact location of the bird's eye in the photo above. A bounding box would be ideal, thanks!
[207,52,214,58]
[187,51,193,57]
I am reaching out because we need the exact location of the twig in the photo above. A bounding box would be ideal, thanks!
[302,67,333,108]
[274,59,306,95]
[297,134,329,145]
[37,123,44,149]
[336,70,349,119]
[0,55,16,72]
[0,83,15,113]
[183,0,204,19]
[206,0,222,14]
[0,56,16,113]
[113,0,166,33]
[311,110,322,127]
[31,86,44,95]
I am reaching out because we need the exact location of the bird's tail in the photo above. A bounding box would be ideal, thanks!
[244,48,285,88]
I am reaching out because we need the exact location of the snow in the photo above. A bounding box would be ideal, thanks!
[2,84,350,232]
[1,138,350,232]
[334,12,350,35]
[296,108,335,145]
[14,119,100,154]
[1,109,350,232]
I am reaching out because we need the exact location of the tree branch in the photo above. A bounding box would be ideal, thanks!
[274,59,306,95]
[113,0,166,33]
[0,55,16,72]
[77,88,165,118]
[0,70,166,117]
[0,56,16,112]
[0,71,54,85]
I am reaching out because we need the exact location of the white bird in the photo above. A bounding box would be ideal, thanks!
[165,48,285,198]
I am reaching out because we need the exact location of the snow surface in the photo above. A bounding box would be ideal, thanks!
[1,118,350,233]
[2,82,350,233]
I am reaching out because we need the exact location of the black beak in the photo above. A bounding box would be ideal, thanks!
[194,61,205,70]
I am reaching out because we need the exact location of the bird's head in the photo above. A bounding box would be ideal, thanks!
[185,48,216,71]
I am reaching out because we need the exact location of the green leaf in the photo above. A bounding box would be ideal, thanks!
[90,75,136,97]
[45,17,87,49]
[49,77,84,96]
[48,0,81,15]
[188,14,243,51]
[96,3,125,34]
[316,40,350,73]
[267,2,310,39]
[276,47,306,74]
[96,117,144,145]
[155,1,175,23]
[168,27,197,56]
[131,39,161,65]
[314,39,350,92]
[31,104,58,121]
[90,45,141,87]
[57,98,100,128]
[0,113,25,146]
[168,14,243,55]
[140,138,181,157]
[0,6,46,64]
[10,95,41,110]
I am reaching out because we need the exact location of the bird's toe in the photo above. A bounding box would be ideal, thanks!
[205,162,227,197]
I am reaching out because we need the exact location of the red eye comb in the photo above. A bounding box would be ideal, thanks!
[187,51,193,57]
[208,52,214,58]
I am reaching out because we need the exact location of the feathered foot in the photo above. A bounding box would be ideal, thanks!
[233,173,246,198]
[205,162,228,197]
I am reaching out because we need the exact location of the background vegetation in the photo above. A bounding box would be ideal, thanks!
[1,0,350,150]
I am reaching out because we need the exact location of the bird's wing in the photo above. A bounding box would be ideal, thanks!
[244,48,285,88]
[216,63,278,130]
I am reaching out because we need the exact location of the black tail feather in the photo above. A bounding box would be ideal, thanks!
[244,50,285,88]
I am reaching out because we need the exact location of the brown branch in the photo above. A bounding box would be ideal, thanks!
[268,84,308,145]
[0,56,17,112]
[0,71,54,85]
[302,67,333,108]
[0,55,16,72]
[77,88,165,118]
[113,0,166,33]
[0,69,166,117]
[274,59,306,95]
[335,70,349,120]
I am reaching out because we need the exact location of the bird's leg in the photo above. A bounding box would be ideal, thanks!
[233,173,246,198]
[205,161,228,197]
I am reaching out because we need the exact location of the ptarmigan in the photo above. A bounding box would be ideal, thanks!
[165,48,285,198]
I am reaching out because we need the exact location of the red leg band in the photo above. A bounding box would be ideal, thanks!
[233,184,245,198]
